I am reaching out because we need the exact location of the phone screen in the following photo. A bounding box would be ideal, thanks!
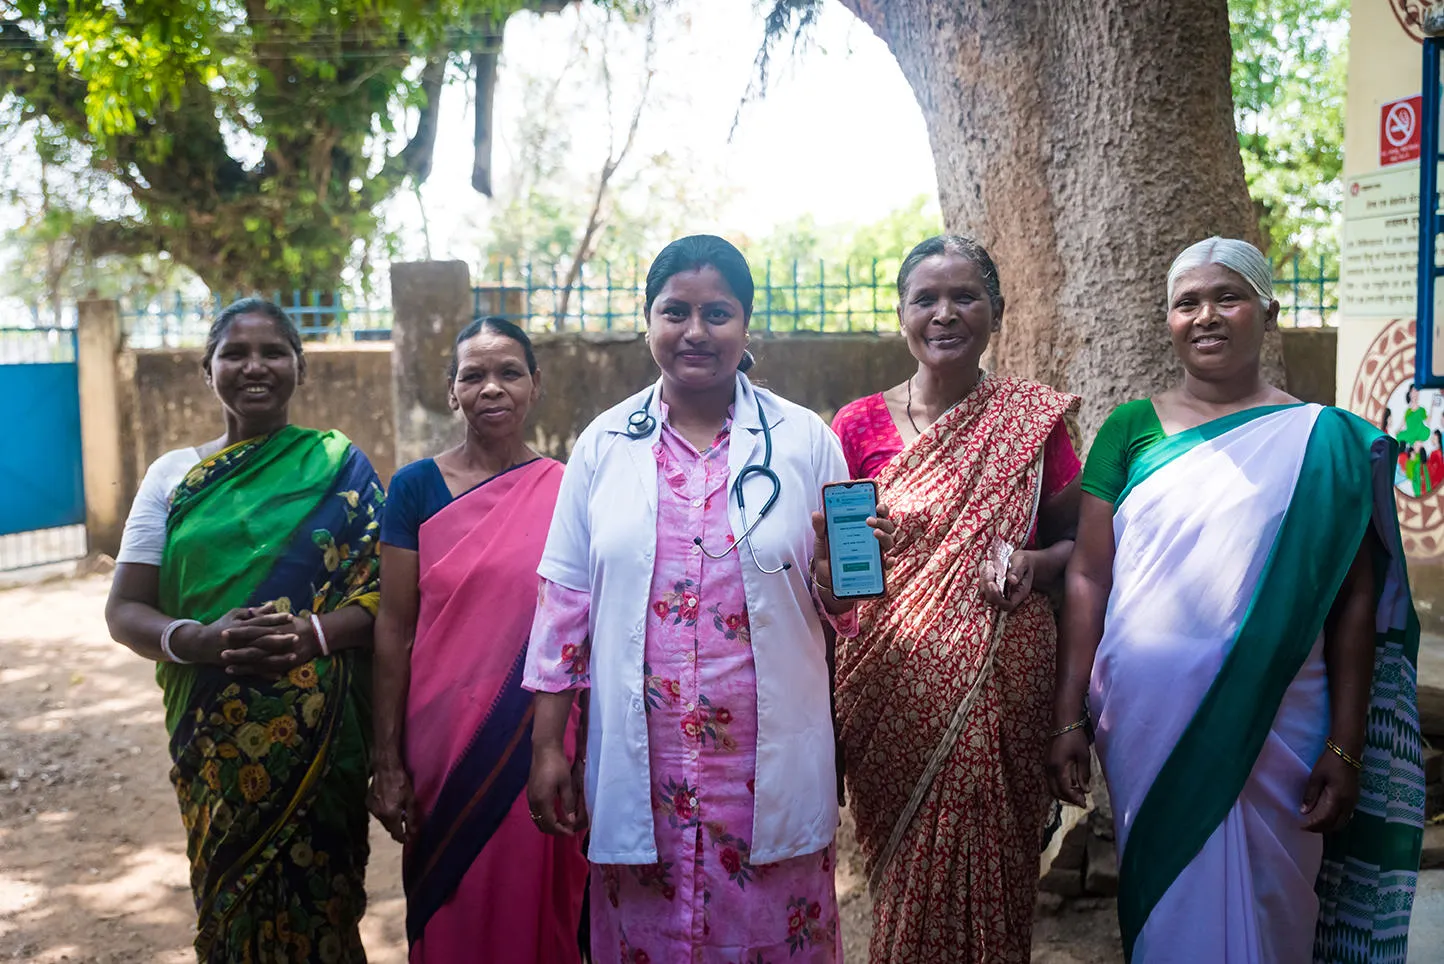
[823,481,885,599]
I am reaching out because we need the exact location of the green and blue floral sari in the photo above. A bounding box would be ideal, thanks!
[158,426,383,963]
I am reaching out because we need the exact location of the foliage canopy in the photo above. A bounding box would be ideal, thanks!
[3,0,1349,304]
[1228,0,1347,268]
[0,0,566,294]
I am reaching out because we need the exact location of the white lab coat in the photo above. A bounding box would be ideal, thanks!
[536,373,849,864]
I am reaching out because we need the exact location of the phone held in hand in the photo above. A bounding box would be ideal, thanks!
[821,480,886,600]
[989,536,1015,592]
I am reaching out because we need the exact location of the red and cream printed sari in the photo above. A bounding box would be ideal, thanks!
[835,375,1078,964]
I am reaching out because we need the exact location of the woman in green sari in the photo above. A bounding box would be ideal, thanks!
[107,298,384,963]
[1049,239,1422,962]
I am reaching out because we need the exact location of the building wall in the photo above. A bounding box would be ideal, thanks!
[522,331,922,459]
[115,335,919,511]
[1337,5,1444,632]
[117,326,1334,506]
[121,345,398,492]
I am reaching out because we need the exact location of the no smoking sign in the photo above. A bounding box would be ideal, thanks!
[1381,94,1422,166]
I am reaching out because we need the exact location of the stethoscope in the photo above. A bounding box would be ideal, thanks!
[626,388,792,574]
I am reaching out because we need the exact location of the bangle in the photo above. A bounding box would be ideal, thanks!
[1049,716,1088,739]
[1326,739,1363,771]
[808,560,835,595]
[310,613,330,657]
[160,618,202,663]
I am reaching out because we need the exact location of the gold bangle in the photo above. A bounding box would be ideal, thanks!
[1049,717,1088,739]
[808,560,835,595]
[1326,739,1364,771]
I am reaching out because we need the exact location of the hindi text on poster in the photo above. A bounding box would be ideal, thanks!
[1345,164,1420,221]
[1341,212,1418,317]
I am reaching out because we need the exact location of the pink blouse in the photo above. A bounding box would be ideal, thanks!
[832,391,1080,498]
[831,391,1080,548]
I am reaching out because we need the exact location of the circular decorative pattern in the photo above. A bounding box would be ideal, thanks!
[1350,317,1444,557]
[1391,0,1429,42]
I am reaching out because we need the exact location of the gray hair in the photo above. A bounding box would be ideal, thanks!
[1166,237,1273,305]
[896,235,1003,314]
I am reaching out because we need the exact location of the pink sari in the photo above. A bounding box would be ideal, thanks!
[402,458,587,964]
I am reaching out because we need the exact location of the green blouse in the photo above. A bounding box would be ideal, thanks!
[1079,399,1167,504]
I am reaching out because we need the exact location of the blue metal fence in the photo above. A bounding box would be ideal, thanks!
[107,256,1339,347]
[1272,255,1337,328]
[120,290,393,348]
[469,257,1337,331]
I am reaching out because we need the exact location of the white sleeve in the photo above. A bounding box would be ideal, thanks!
[536,431,598,591]
[115,450,197,566]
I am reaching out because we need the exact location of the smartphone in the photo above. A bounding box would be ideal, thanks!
[821,480,886,600]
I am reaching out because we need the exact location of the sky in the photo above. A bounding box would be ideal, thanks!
[385,0,940,264]
[0,1,941,316]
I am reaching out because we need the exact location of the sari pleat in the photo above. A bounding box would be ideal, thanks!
[836,376,1078,964]
[160,427,384,964]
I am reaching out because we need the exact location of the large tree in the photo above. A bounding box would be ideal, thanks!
[770,0,1271,436]
[0,0,564,295]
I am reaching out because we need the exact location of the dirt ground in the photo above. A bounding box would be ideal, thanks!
[0,574,1121,963]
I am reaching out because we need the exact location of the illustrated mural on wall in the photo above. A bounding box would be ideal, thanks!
[1393,0,1431,41]
[1384,381,1444,495]
[1351,317,1444,557]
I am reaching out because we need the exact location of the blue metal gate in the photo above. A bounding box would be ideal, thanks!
[0,327,87,570]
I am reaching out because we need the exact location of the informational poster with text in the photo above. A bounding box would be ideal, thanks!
[1342,164,1426,317]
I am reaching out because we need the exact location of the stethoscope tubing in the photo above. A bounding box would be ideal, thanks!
[626,387,789,573]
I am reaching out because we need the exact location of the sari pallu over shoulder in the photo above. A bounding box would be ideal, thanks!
[835,375,1079,884]
[159,426,384,964]
[1100,405,1423,963]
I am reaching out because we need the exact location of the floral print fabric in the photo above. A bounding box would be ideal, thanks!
[159,432,384,964]
[833,378,1080,964]
[528,415,839,964]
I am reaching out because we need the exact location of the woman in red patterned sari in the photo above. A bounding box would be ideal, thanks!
[831,236,1081,963]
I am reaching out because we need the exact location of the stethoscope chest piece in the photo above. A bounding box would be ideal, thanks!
[626,406,658,439]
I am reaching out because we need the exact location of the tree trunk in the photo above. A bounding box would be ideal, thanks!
[837,0,1281,439]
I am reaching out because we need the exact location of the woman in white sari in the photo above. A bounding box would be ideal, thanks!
[1049,237,1424,963]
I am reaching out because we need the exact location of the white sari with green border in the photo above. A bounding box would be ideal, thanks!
[1092,403,1423,964]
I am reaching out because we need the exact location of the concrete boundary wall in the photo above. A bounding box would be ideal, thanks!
[384,261,925,463]
[92,263,1337,575]
[117,345,397,496]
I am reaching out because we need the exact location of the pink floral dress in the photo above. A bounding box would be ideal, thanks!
[527,414,841,964]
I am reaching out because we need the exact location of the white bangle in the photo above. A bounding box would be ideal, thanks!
[160,618,202,664]
[310,613,330,657]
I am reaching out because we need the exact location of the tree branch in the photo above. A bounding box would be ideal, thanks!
[399,56,449,183]
[75,217,167,260]
[471,34,503,196]
[734,0,826,136]
[555,17,656,328]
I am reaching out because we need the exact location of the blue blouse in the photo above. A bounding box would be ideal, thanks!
[378,459,454,551]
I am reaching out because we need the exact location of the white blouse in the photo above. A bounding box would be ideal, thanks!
[116,440,223,566]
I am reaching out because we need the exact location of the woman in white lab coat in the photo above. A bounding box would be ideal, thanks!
[523,234,892,962]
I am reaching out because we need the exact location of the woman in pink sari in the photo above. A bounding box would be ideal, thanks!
[370,317,588,963]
